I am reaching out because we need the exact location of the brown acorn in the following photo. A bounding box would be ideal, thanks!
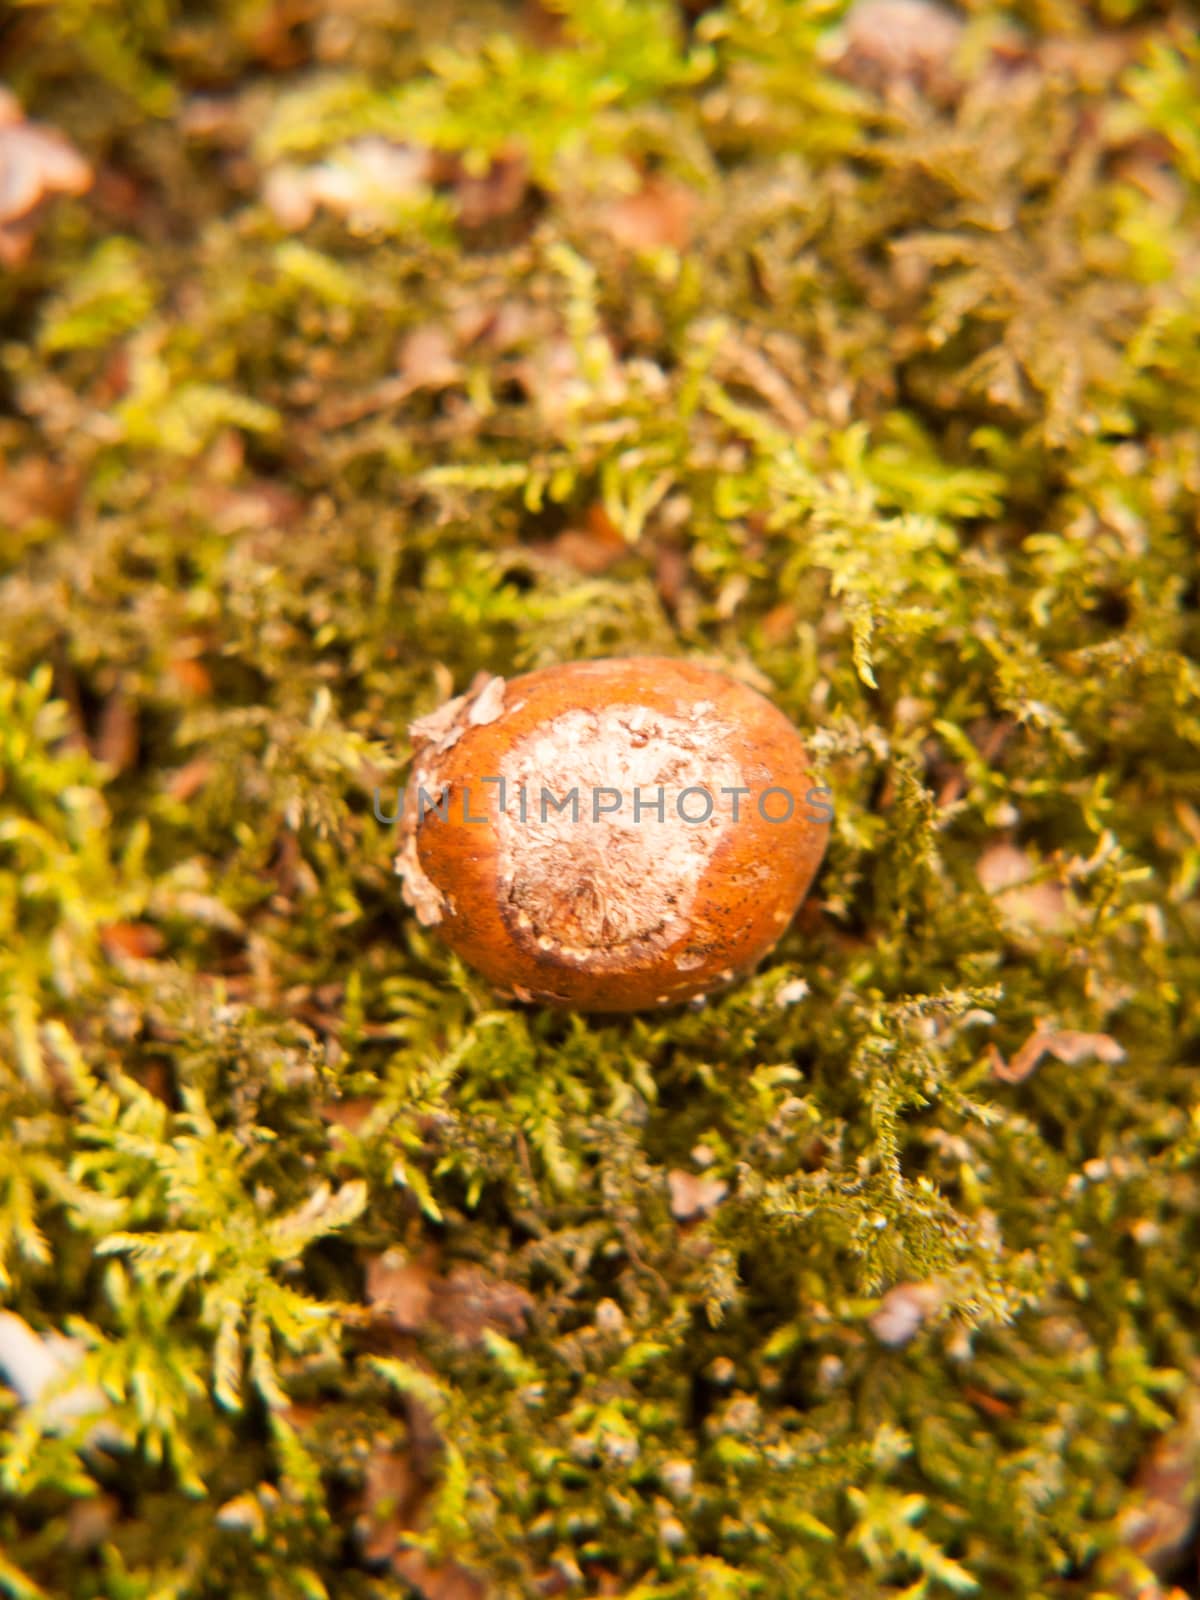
[395,656,831,1013]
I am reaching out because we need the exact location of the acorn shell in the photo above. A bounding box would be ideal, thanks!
[395,656,830,1013]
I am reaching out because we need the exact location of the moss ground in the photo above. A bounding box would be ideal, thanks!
[1,1,1200,1596]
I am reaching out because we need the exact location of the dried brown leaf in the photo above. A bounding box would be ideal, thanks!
[390,1549,486,1600]
[830,0,965,97]
[1106,1390,1200,1594]
[357,1448,427,1565]
[869,1280,944,1346]
[977,842,1072,934]
[0,90,91,266]
[397,325,460,390]
[93,692,139,773]
[100,923,165,963]
[602,177,697,253]
[263,139,431,231]
[668,1169,729,1222]
[536,503,628,575]
[989,1023,1125,1084]
[318,1097,377,1137]
[450,149,530,229]
[165,757,215,802]
[0,454,81,530]
[166,658,213,700]
[365,1248,439,1334]
[431,1263,533,1347]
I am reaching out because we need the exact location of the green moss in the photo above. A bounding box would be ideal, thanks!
[2,0,1200,1596]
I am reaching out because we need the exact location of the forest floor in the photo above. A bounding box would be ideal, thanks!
[1,2,1200,1597]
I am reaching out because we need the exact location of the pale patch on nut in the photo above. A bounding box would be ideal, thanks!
[396,676,509,923]
[408,673,507,755]
[674,950,708,971]
[466,675,507,726]
[408,695,469,755]
[495,705,743,962]
[394,821,446,925]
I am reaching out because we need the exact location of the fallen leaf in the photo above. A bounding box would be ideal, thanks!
[99,922,165,962]
[245,0,313,70]
[536,503,628,575]
[0,1311,120,1447]
[0,89,92,266]
[602,176,697,253]
[431,1263,534,1347]
[391,1549,486,1600]
[262,164,318,230]
[89,165,144,227]
[1103,1388,1200,1595]
[64,1494,119,1551]
[761,602,798,647]
[93,691,139,773]
[0,454,81,530]
[263,138,432,231]
[452,295,535,352]
[165,756,214,802]
[354,1432,486,1596]
[655,543,690,615]
[357,1447,427,1565]
[989,1024,1125,1085]
[829,0,965,96]
[180,94,255,147]
[167,657,213,699]
[668,1169,728,1222]
[977,842,1072,934]
[397,324,460,390]
[448,148,530,229]
[1037,31,1143,92]
[869,1280,944,1347]
[961,1385,1017,1419]
[520,0,568,48]
[366,1248,439,1334]
[205,479,304,536]
[319,1096,377,1135]
[364,1248,534,1349]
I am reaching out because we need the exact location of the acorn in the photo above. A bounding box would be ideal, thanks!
[395,656,831,1013]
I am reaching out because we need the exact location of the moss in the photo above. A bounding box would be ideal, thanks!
[1,0,1200,1596]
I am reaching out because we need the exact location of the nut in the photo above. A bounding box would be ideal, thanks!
[395,656,831,1013]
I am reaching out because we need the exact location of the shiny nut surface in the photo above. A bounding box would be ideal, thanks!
[395,656,830,1013]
